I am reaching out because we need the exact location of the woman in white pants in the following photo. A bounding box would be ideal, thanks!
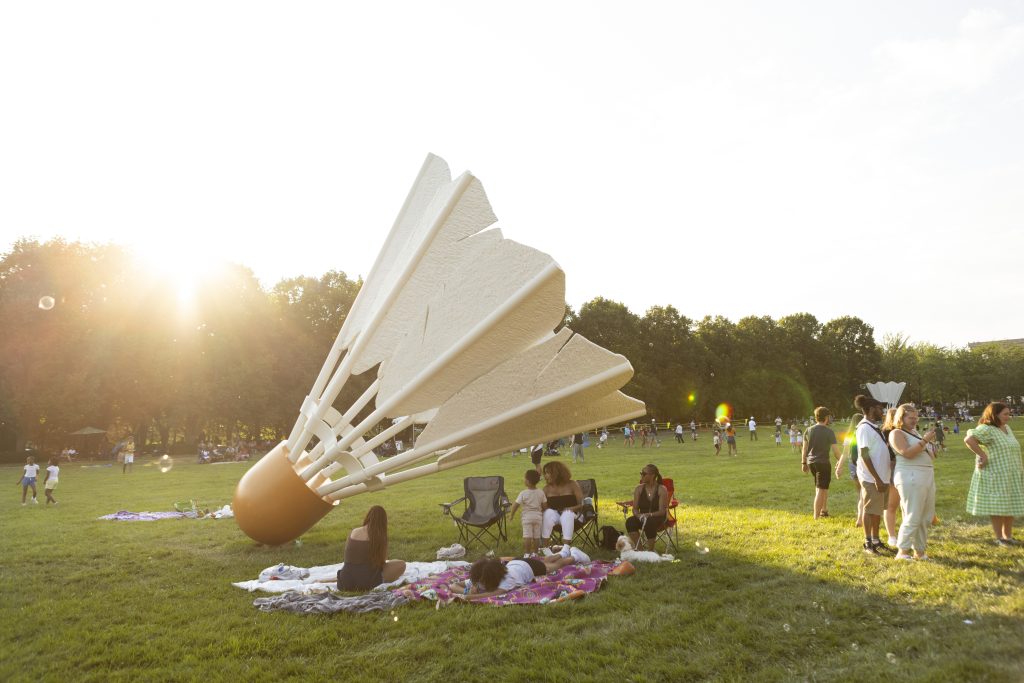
[888,404,938,561]
[540,460,583,547]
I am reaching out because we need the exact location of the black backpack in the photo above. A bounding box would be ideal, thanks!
[598,525,624,551]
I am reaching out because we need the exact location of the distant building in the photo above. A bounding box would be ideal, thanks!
[967,338,1024,351]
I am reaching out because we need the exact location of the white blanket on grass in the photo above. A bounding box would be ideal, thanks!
[232,560,469,594]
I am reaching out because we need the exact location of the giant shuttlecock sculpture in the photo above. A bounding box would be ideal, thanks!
[865,381,907,409]
[233,154,646,545]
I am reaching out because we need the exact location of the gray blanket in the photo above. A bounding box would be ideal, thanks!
[253,590,410,614]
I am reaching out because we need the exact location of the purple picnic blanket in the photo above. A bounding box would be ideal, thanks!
[99,510,187,521]
[393,560,618,606]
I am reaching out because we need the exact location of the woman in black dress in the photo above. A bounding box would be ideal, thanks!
[337,506,406,591]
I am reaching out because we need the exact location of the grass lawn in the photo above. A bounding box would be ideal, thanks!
[3,421,1023,682]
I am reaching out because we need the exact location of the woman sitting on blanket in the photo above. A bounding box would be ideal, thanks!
[337,506,406,591]
[460,555,576,601]
[541,461,585,548]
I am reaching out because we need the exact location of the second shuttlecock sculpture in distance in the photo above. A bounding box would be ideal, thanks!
[233,154,646,545]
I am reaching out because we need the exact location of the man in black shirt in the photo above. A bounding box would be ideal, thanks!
[801,406,842,519]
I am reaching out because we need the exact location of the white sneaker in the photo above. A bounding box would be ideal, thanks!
[568,547,591,563]
[32,497,38,504]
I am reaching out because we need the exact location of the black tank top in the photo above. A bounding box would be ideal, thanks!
[547,494,577,512]
[638,485,661,514]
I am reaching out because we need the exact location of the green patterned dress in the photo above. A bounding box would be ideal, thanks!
[965,424,1024,516]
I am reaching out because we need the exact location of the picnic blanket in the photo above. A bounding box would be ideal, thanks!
[99,507,233,521]
[232,560,470,595]
[253,590,410,614]
[98,510,187,521]
[394,560,618,606]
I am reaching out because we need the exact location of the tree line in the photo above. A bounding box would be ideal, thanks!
[2,239,1021,457]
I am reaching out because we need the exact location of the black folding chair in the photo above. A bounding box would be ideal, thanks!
[550,478,599,549]
[439,476,510,550]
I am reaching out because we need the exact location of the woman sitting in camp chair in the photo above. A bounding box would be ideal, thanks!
[540,461,584,548]
[625,464,669,550]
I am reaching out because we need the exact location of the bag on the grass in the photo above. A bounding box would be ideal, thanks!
[598,525,624,551]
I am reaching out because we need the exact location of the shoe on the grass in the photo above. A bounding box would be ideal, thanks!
[894,552,914,561]
[568,547,590,563]
[996,539,1015,547]
[873,542,895,554]
[863,541,879,555]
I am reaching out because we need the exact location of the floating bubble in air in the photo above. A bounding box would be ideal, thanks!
[38,296,55,310]
[158,454,174,473]
[886,653,897,664]
[783,623,791,632]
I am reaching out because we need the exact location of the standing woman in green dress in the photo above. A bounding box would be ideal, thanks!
[964,402,1024,546]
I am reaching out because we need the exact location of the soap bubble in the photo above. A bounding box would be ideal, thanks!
[38,296,55,310]
[850,643,859,651]
[393,616,398,622]
[158,455,174,473]
[886,653,897,664]
[783,623,791,632]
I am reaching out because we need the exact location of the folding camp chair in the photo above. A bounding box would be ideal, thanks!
[439,476,510,550]
[549,479,599,549]
[616,477,679,552]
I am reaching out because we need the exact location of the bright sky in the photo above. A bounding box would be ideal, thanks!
[2,2,1022,348]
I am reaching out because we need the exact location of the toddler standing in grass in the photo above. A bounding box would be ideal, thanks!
[43,457,60,505]
[509,470,546,555]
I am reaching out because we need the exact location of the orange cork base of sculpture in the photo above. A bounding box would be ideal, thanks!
[233,442,334,545]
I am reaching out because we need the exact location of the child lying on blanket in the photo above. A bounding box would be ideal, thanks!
[455,555,577,601]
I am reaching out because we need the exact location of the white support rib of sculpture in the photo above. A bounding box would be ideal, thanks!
[233,154,646,545]
[865,381,907,409]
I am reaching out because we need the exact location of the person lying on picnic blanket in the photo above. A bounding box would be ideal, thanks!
[455,554,580,601]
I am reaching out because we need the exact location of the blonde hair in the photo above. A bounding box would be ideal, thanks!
[881,407,897,432]
[892,403,918,431]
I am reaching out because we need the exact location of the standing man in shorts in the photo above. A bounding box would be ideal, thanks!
[854,395,893,554]
[530,443,544,475]
[801,407,841,519]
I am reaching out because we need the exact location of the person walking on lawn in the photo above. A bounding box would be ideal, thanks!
[801,407,841,520]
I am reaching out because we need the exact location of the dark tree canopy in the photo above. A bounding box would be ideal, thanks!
[1,239,1019,455]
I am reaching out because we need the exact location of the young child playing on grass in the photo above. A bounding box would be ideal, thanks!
[43,457,59,505]
[509,470,546,555]
[459,554,578,601]
[775,428,782,447]
[712,429,721,456]
[19,456,40,505]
